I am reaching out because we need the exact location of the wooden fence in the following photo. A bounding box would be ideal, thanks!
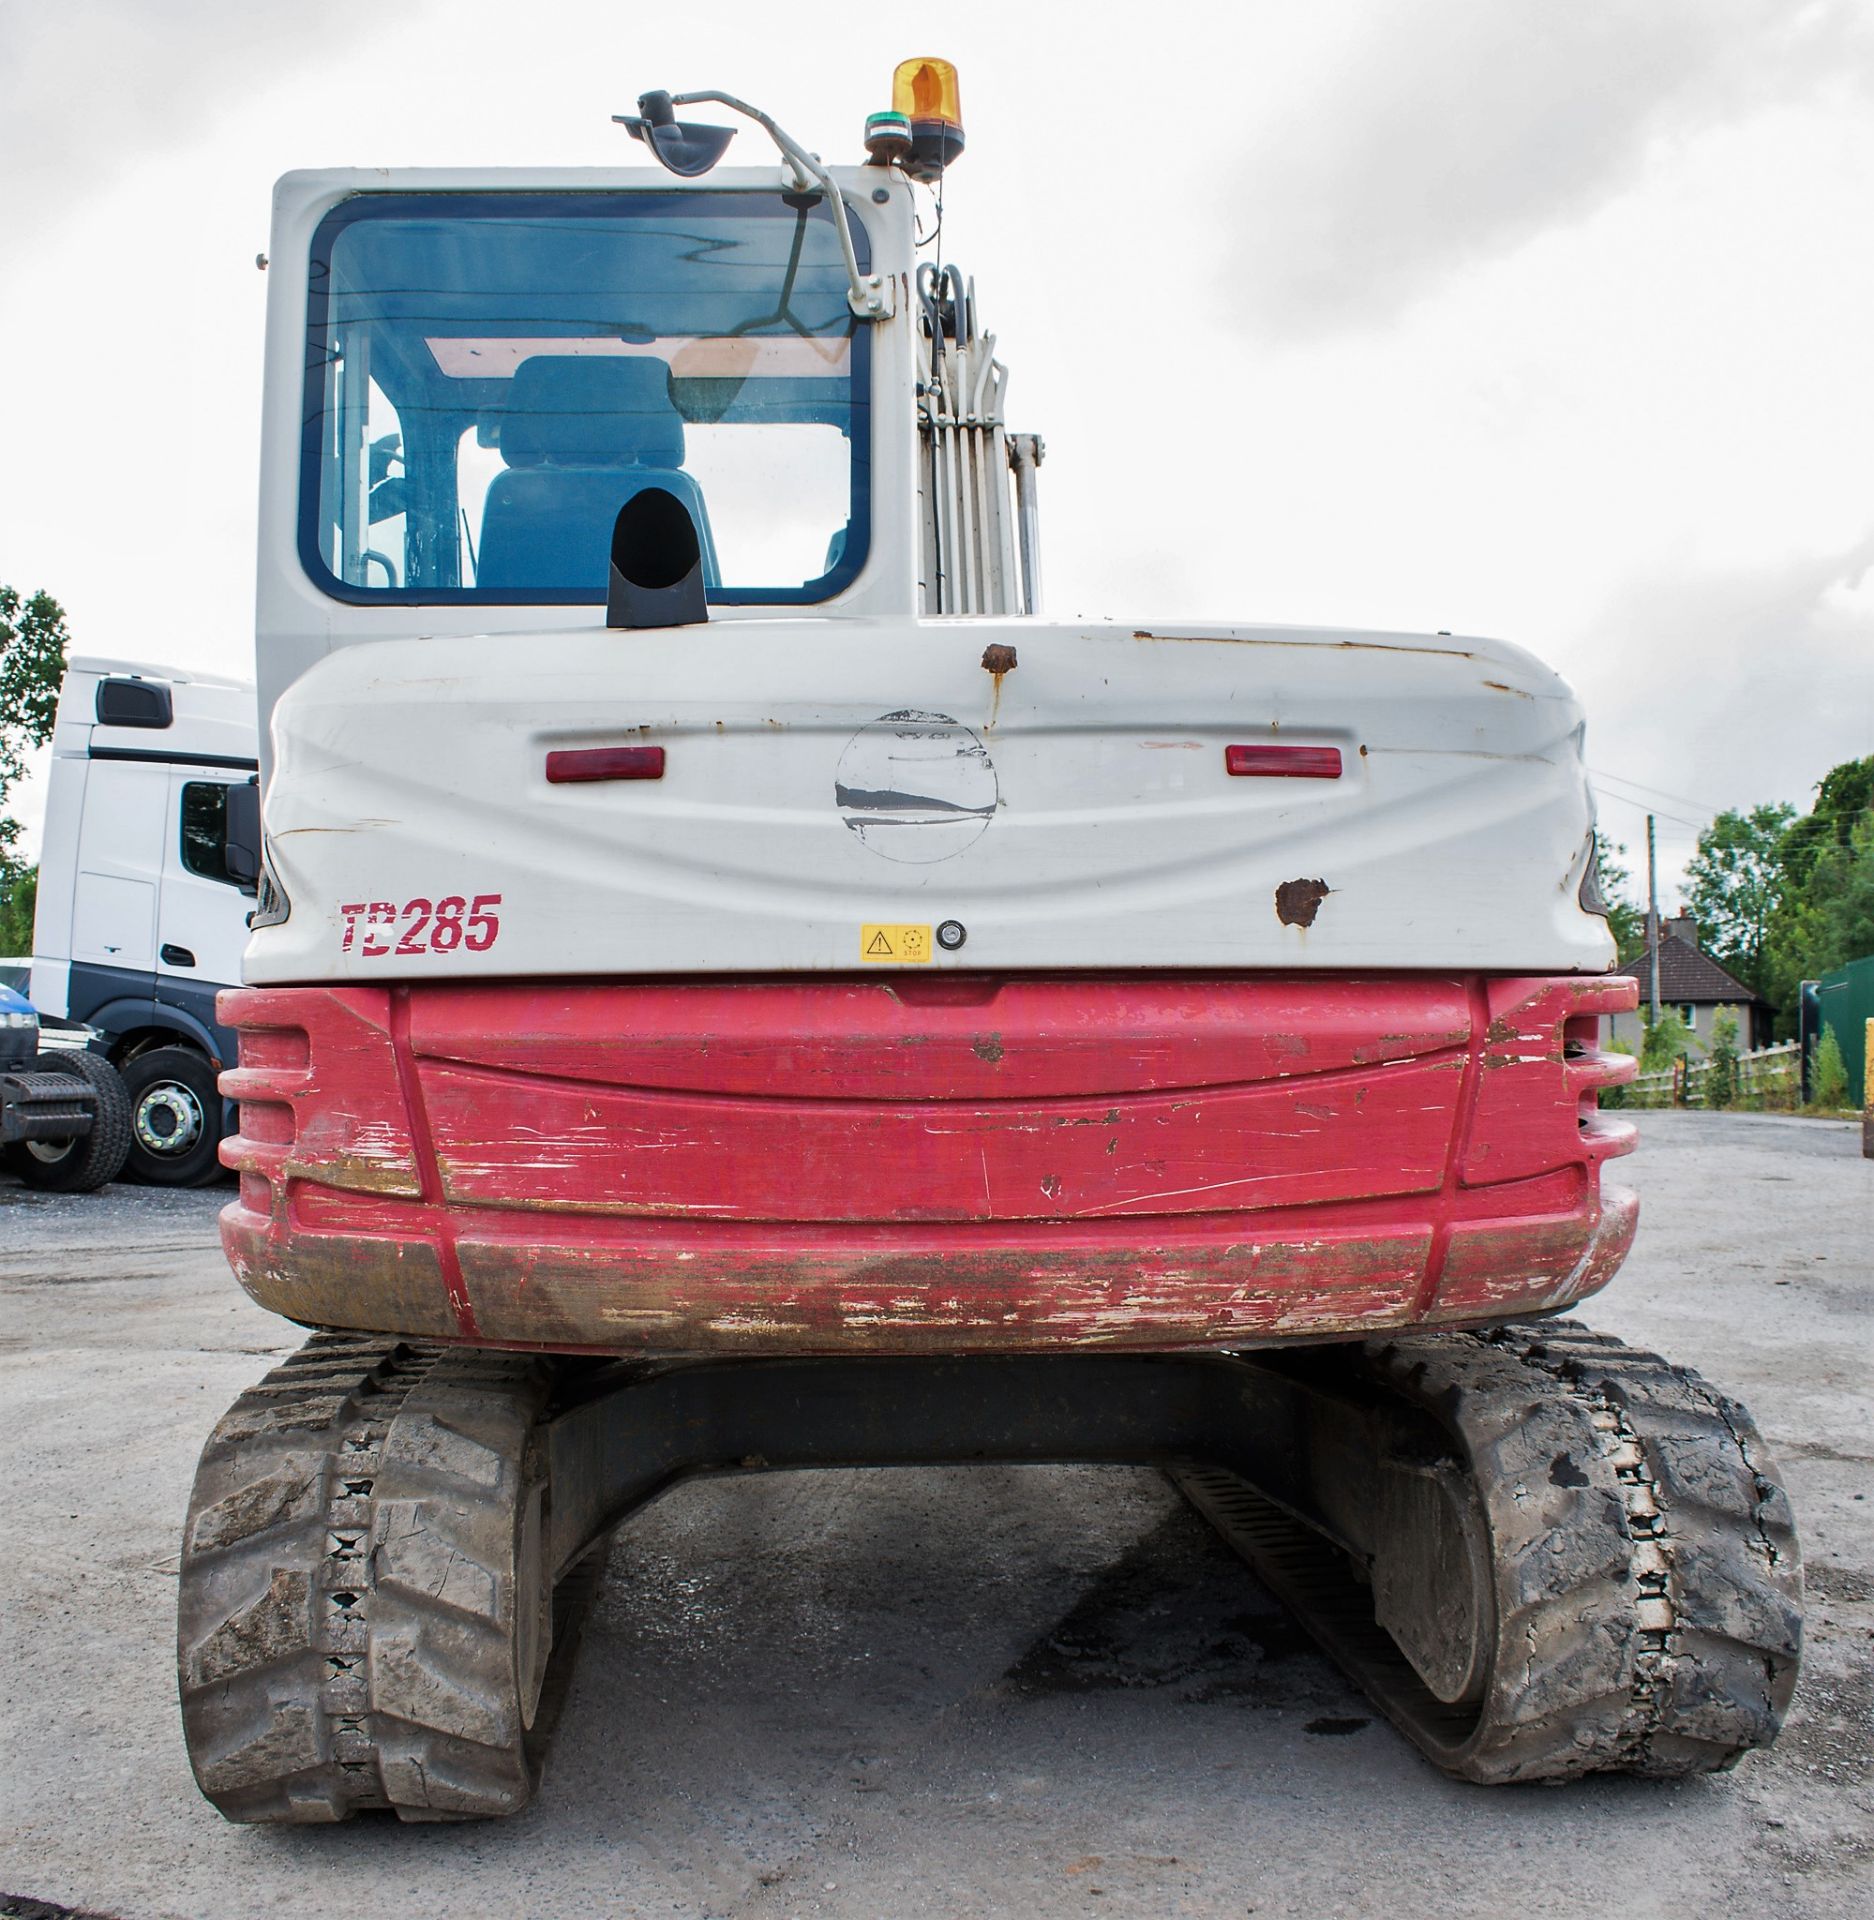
[1623,1039,1801,1111]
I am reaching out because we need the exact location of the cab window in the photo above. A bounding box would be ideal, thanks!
[180,782,238,886]
[303,190,870,606]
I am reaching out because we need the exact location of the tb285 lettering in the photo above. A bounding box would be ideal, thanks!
[339,895,502,957]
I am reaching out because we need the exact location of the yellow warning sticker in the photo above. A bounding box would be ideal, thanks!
[861,923,933,964]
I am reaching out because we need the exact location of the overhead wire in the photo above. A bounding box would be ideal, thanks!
[1588,770,1711,833]
[1588,791,1707,837]
[1587,767,1724,816]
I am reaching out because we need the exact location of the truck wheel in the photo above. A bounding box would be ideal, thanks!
[122,1046,226,1186]
[7,1051,133,1192]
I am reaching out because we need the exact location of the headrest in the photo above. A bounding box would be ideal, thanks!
[500,355,685,470]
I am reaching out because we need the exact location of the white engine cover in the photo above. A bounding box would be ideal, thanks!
[245,617,1613,983]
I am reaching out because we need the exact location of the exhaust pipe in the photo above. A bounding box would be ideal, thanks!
[607,488,707,629]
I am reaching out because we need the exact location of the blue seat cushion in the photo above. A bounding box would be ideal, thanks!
[475,355,718,590]
[478,467,717,591]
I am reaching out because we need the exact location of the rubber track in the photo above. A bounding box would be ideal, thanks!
[178,1335,598,1823]
[1172,1318,1802,1783]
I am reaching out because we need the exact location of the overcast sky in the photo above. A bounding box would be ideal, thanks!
[3,0,1871,902]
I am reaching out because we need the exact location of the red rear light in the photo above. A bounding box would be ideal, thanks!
[546,746,666,783]
[1225,744,1342,779]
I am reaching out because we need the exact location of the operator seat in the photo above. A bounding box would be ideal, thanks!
[475,355,719,592]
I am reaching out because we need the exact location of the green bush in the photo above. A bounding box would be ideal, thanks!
[1641,1010,1694,1072]
[1597,1033,1633,1109]
[1703,1008,1740,1109]
[1811,1023,1851,1110]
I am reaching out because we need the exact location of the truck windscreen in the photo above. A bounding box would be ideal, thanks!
[301,190,870,606]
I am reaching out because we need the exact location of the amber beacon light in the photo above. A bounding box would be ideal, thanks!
[892,57,965,181]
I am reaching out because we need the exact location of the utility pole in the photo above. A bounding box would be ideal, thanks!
[1646,812,1661,1027]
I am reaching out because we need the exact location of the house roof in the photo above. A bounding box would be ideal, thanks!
[1613,933,1764,1006]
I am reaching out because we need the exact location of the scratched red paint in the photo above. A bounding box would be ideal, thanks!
[218,973,1638,1357]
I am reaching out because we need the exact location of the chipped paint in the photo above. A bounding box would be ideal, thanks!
[833,710,998,864]
[1129,630,1477,660]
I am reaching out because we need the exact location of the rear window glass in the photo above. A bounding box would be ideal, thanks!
[301,190,870,606]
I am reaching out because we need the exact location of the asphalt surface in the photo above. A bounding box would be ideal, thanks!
[1,1112,1870,1920]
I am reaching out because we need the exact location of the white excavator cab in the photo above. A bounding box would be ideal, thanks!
[248,147,1610,984]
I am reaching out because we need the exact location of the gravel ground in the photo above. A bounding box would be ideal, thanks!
[0,1111,1869,1920]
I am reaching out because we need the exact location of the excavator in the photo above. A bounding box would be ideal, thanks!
[176,61,1801,1821]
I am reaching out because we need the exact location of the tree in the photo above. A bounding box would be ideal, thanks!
[1682,803,1796,999]
[1802,811,1874,978]
[1592,835,1646,962]
[0,585,72,956]
[0,868,35,955]
[1763,754,1874,1029]
[1779,755,1874,889]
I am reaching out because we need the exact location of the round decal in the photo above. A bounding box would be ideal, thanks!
[835,710,998,864]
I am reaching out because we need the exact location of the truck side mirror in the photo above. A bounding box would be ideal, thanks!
[96,677,174,729]
[225,777,262,894]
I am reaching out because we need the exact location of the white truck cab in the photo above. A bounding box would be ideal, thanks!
[29,656,257,1183]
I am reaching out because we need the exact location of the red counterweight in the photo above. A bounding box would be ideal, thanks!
[218,971,1637,1356]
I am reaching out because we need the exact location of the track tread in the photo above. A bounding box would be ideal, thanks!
[1177,1317,1801,1784]
[1486,1321,1801,1776]
[178,1336,598,1824]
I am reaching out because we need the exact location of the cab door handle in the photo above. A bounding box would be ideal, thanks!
[161,944,196,968]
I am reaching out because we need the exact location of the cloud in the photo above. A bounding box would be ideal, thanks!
[1570,528,1874,889]
[1227,0,1874,339]
[0,1,432,245]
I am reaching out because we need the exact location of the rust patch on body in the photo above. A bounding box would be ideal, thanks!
[1275,878,1331,928]
[972,1033,1005,1064]
[982,644,1016,726]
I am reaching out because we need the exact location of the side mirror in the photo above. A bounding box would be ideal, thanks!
[616,91,737,177]
[95,676,173,729]
[225,777,261,894]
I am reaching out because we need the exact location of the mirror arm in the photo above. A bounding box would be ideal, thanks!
[668,91,894,320]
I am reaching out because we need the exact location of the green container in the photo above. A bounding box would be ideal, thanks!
[1815,953,1874,1107]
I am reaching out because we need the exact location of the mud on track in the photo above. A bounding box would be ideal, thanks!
[1,1111,1870,1919]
